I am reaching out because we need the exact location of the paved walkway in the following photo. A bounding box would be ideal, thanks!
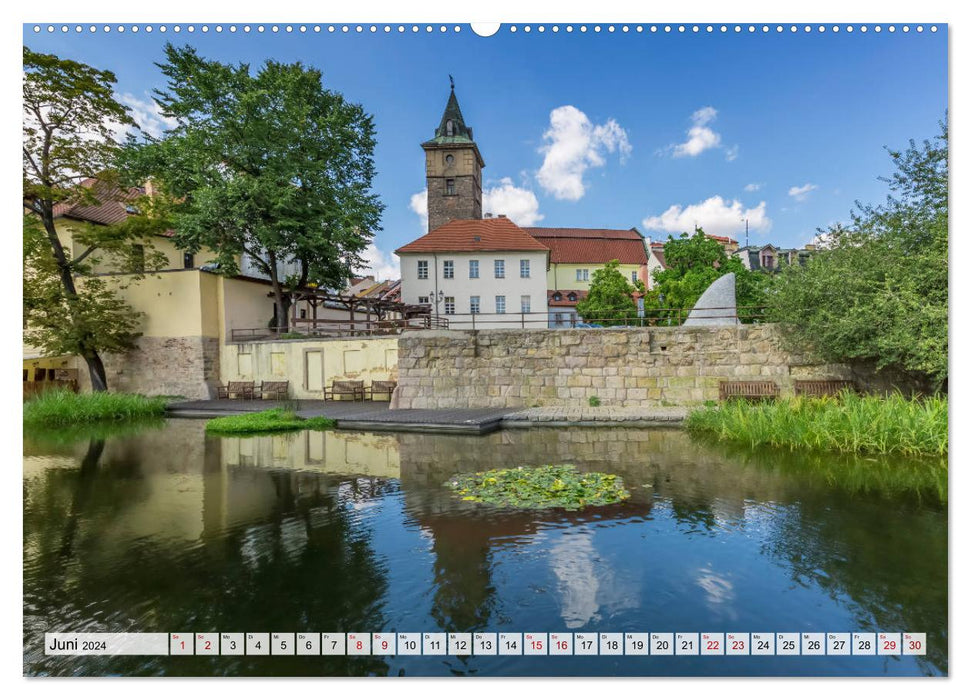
[502,406,688,426]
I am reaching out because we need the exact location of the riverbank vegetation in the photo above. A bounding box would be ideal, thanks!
[23,390,168,427]
[446,465,630,510]
[685,393,947,457]
[205,408,335,435]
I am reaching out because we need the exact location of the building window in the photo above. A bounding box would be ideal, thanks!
[418,296,430,305]
[469,259,479,278]
[495,295,506,314]
[131,244,145,273]
[575,268,589,282]
[300,308,308,319]
[417,260,429,279]
[568,293,577,302]
[470,296,480,314]
[444,296,455,315]
[445,119,454,136]
[520,259,530,278]
[631,271,638,283]
[521,295,531,313]
[183,252,195,269]
[443,260,454,279]
[445,178,456,196]
[553,292,562,301]
[445,153,454,165]
[495,260,505,278]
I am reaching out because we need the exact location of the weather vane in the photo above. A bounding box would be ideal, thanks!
[449,74,454,90]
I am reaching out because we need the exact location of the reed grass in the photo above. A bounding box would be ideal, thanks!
[205,408,335,435]
[684,392,947,457]
[23,390,168,427]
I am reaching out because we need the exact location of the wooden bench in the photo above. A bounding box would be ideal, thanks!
[216,381,256,400]
[794,380,856,397]
[324,380,365,402]
[258,380,289,400]
[367,380,397,401]
[719,380,780,402]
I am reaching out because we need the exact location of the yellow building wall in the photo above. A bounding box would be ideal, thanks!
[221,336,399,399]
[103,270,207,338]
[219,431,400,478]
[54,220,223,273]
[548,262,645,290]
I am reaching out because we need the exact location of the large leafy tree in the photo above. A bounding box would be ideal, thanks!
[768,120,948,390]
[123,44,384,332]
[575,259,643,325]
[643,228,771,323]
[23,47,161,391]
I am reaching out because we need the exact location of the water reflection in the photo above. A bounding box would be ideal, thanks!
[23,421,946,676]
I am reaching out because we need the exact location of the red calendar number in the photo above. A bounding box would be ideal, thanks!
[909,640,922,651]
[732,640,744,651]
[706,640,719,651]
[884,640,897,651]
[356,641,363,650]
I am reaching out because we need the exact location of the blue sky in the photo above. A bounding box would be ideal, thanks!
[24,24,947,279]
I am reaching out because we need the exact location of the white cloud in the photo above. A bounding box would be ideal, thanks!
[482,178,544,226]
[357,242,400,281]
[409,189,429,231]
[116,93,178,139]
[537,105,631,201]
[672,106,722,158]
[788,183,818,202]
[724,145,739,162]
[642,195,771,238]
[410,179,544,229]
[744,182,763,192]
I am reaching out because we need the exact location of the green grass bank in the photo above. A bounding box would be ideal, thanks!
[205,408,336,435]
[24,390,168,427]
[685,392,947,457]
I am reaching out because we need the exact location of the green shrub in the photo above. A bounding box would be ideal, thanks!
[588,395,601,407]
[685,392,947,456]
[205,408,335,435]
[23,390,168,427]
[445,464,630,510]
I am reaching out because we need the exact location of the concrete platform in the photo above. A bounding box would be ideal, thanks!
[166,399,511,434]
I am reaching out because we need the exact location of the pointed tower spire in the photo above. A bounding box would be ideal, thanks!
[420,79,485,232]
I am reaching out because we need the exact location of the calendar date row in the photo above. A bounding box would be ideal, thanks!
[46,632,926,657]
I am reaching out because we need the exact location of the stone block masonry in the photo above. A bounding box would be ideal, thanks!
[394,326,916,410]
[90,336,221,400]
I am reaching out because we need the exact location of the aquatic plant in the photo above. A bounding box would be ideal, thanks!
[445,464,630,510]
[205,408,335,435]
[23,390,168,427]
[685,392,947,457]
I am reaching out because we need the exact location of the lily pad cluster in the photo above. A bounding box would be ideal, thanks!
[445,464,631,510]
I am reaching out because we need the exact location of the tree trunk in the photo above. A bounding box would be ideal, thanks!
[84,352,109,392]
[40,207,111,391]
[266,250,290,334]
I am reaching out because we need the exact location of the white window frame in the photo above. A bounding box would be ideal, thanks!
[417,260,429,280]
[469,259,479,279]
[495,295,506,314]
[495,260,505,279]
[520,259,530,278]
[443,260,454,279]
[444,296,455,315]
[470,296,481,314]
[418,296,430,305]
[521,295,531,313]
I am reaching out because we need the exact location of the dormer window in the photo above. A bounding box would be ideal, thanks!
[445,119,454,136]
[568,293,577,302]
[553,292,562,301]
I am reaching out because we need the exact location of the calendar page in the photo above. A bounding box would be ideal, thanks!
[19,2,949,685]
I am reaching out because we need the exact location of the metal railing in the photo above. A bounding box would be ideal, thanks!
[229,315,448,342]
[229,307,766,342]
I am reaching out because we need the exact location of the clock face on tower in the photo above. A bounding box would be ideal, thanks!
[445,154,454,165]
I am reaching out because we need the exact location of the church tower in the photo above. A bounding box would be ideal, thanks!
[421,79,484,232]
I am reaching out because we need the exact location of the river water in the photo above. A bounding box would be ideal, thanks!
[23,419,947,676]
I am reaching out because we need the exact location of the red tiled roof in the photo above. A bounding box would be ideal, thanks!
[548,289,587,307]
[396,216,549,254]
[525,227,648,265]
[51,177,176,237]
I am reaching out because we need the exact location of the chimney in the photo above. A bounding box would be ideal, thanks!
[497,214,507,218]
[484,212,493,218]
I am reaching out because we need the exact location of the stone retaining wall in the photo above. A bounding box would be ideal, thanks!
[89,336,221,400]
[394,325,914,409]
